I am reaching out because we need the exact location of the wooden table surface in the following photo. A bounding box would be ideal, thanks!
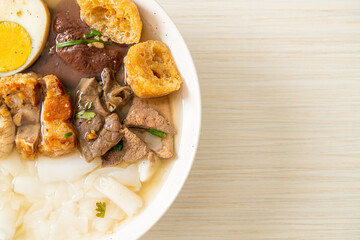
[142,0,360,239]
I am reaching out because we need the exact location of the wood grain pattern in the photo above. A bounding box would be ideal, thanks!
[142,0,360,239]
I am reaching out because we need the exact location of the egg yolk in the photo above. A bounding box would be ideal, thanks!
[0,21,32,73]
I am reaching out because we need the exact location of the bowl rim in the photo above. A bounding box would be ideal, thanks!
[129,0,202,238]
[13,0,201,238]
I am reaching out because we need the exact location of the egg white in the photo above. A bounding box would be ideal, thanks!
[0,0,50,77]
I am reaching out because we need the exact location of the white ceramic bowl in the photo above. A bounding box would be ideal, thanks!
[105,0,201,239]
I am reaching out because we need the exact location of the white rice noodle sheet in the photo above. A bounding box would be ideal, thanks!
[92,217,113,233]
[85,188,106,199]
[46,202,89,240]
[107,201,126,221]
[22,201,53,231]
[85,164,141,191]
[0,175,23,211]
[37,152,101,183]
[137,157,160,182]
[94,177,142,216]
[77,197,107,220]
[13,177,43,200]
[0,150,23,177]
[0,207,17,240]
[0,172,11,193]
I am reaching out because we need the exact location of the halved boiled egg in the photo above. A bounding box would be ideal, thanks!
[0,0,50,77]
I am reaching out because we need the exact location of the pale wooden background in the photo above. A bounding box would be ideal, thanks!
[142,0,360,239]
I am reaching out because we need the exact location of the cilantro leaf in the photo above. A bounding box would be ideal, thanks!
[96,202,106,218]
[76,111,96,120]
[76,102,96,120]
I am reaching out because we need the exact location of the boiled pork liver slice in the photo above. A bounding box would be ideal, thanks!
[74,77,122,162]
[124,107,175,134]
[124,96,175,159]
[102,128,150,167]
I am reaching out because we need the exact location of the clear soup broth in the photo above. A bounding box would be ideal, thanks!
[0,0,182,239]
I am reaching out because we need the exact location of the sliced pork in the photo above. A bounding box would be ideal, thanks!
[90,113,123,159]
[12,105,41,127]
[0,101,15,158]
[74,77,123,162]
[124,107,175,134]
[124,96,175,159]
[16,124,41,159]
[102,128,151,167]
[0,73,42,159]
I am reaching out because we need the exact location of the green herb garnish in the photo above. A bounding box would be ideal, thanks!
[76,110,96,120]
[65,88,72,95]
[147,129,166,139]
[113,141,123,151]
[84,101,93,110]
[84,29,101,39]
[96,202,106,218]
[76,101,96,120]
[64,132,73,138]
[56,39,114,48]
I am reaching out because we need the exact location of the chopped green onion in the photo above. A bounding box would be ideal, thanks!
[56,39,114,48]
[64,132,73,138]
[96,202,106,218]
[113,142,123,151]
[65,88,72,95]
[147,129,166,139]
[84,101,93,110]
[84,29,101,39]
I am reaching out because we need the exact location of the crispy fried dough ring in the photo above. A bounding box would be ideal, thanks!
[125,40,182,98]
[77,0,142,44]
